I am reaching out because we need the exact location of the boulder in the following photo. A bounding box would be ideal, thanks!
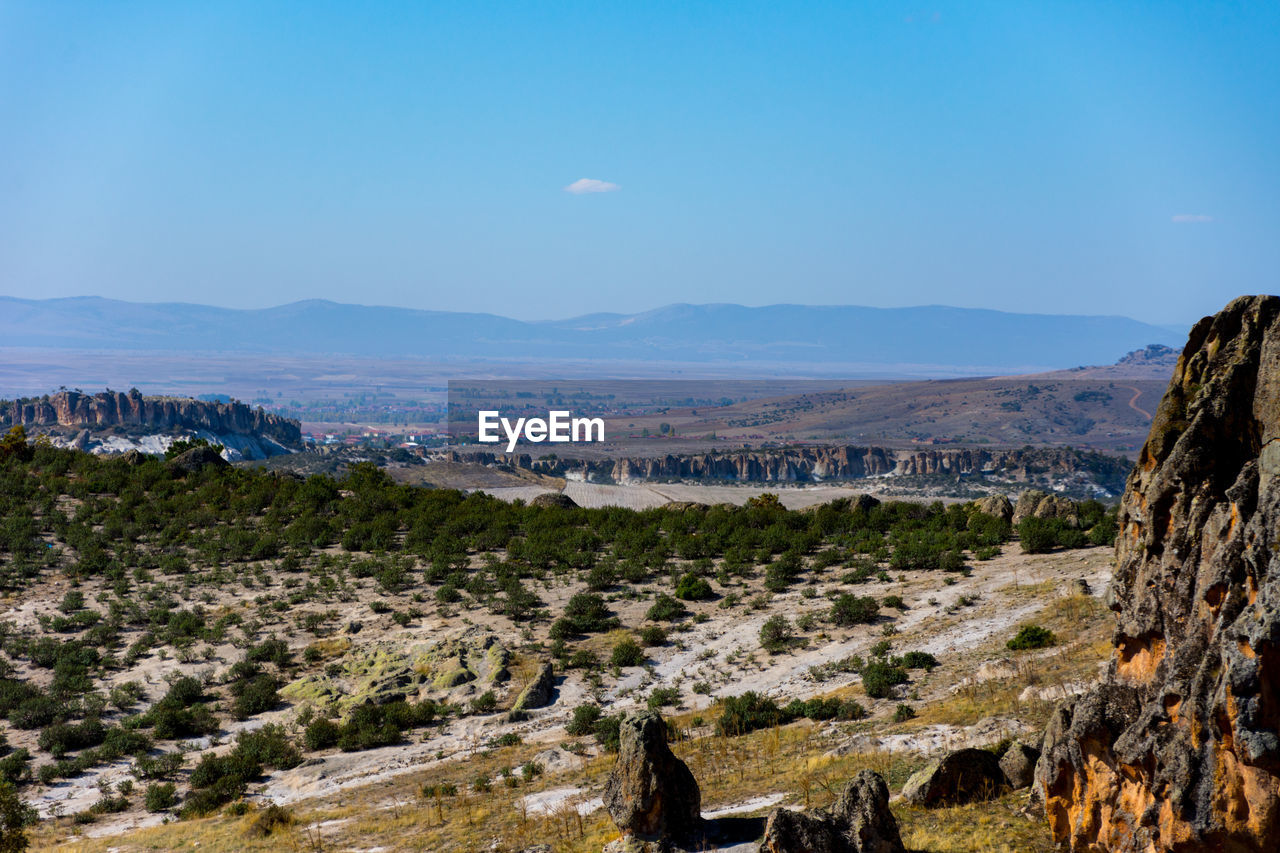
[901,748,1006,806]
[1033,494,1078,526]
[1059,578,1091,597]
[166,445,229,475]
[512,661,555,711]
[851,494,881,513]
[662,501,710,512]
[759,770,903,853]
[998,741,1040,789]
[760,809,844,853]
[1011,490,1048,525]
[603,711,701,842]
[974,494,1013,522]
[530,492,579,509]
[1037,295,1280,852]
[119,448,146,466]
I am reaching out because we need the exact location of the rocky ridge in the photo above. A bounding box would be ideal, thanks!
[1,389,301,448]
[444,445,1132,495]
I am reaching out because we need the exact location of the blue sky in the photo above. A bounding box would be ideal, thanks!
[1,1,1276,324]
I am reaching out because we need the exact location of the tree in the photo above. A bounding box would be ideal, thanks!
[0,427,31,464]
[0,780,35,853]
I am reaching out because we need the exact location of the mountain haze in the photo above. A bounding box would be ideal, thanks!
[0,296,1184,372]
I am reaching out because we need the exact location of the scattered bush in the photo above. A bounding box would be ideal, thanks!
[830,594,879,626]
[645,594,687,623]
[674,572,713,601]
[609,638,645,668]
[1007,625,1056,650]
[144,782,178,812]
[758,615,794,654]
[639,625,667,647]
[716,692,782,736]
[861,661,909,698]
[566,704,601,737]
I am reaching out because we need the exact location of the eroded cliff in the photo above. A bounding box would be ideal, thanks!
[1,389,301,446]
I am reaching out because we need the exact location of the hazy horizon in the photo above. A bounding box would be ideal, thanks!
[3,2,1277,326]
[0,292,1200,330]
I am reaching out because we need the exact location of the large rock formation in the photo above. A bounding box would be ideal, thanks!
[759,770,904,853]
[1011,489,1080,526]
[0,389,301,447]
[1036,296,1280,851]
[445,445,1132,493]
[901,748,1007,807]
[603,711,701,843]
[512,661,555,711]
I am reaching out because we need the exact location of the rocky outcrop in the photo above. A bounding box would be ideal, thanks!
[529,492,579,509]
[167,445,231,475]
[759,770,904,853]
[1036,296,1280,852]
[445,445,1132,492]
[1011,489,1080,526]
[281,629,509,715]
[603,711,701,843]
[999,742,1040,790]
[901,748,1006,806]
[512,661,555,711]
[0,389,300,446]
[975,494,1014,522]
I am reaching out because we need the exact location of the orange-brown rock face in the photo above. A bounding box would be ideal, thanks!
[1036,296,1280,852]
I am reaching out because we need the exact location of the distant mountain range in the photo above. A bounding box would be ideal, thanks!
[0,296,1186,373]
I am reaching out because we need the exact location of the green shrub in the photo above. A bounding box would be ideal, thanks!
[893,703,916,722]
[235,725,301,770]
[231,674,280,719]
[645,594,687,623]
[647,687,679,709]
[674,573,713,601]
[716,692,782,736]
[469,691,498,715]
[304,717,340,751]
[881,595,906,610]
[758,615,793,654]
[1088,515,1117,546]
[639,625,667,647]
[566,704,601,737]
[830,594,878,626]
[144,782,178,812]
[861,661,908,698]
[899,651,939,671]
[1007,625,1056,650]
[562,593,618,634]
[593,714,622,752]
[1018,518,1057,553]
[609,638,645,668]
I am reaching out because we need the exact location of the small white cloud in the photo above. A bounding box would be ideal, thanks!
[1172,214,1213,223]
[564,178,620,195]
